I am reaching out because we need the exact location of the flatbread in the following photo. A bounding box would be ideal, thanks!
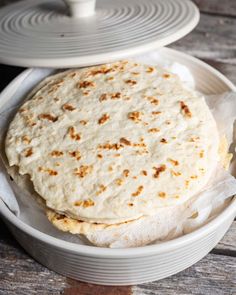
[46,206,189,248]
[2,136,230,248]
[5,61,219,224]
[46,136,231,248]
[218,135,233,170]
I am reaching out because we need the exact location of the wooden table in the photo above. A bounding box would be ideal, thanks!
[0,1,235,294]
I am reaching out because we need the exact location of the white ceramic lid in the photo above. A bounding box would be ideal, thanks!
[0,0,199,68]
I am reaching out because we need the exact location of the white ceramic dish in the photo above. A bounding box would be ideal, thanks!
[0,0,199,68]
[0,47,236,285]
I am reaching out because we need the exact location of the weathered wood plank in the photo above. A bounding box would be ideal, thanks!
[63,254,236,295]
[133,254,236,295]
[0,235,235,295]
[170,13,236,64]
[0,1,235,294]
[0,219,235,295]
[193,0,236,17]
[214,221,236,253]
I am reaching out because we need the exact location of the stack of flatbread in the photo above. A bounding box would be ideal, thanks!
[4,60,228,247]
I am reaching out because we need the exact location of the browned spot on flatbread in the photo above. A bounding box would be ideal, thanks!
[99,93,107,101]
[185,180,190,188]
[158,192,166,198]
[160,138,167,143]
[171,170,181,177]
[78,80,95,89]
[163,73,170,78]
[68,126,81,141]
[38,167,58,176]
[51,150,64,157]
[152,111,162,115]
[98,142,124,150]
[19,108,27,113]
[24,147,33,157]
[199,150,204,158]
[141,170,147,176]
[125,79,137,86]
[168,158,179,166]
[38,113,58,122]
[132,185,143,197]
[133,141,146,148]
[56,214,66,220]
[145,96,159,105]
[74,199,94,208]
[111,92,121,99]
[115,178,123,186]
[62,104,76,111]
[79,120,88,126]
[153,164,166,178]
[128,111,142,123]
[98,113,110,125]
[96,184,107,195]
[64,279,132,295]
[22,135,31,144]
[189,136,200,142]
[106,76,114,81]
[146,66,154,73]
[123,169,130,177]
[148,128,160,133]
[83,199,95,208]
[99,92,121,102]
[69,150,81,161]
[74,165,93,178]
[180,101,192,118]
[120,137,131,146]
[89,67,113,76]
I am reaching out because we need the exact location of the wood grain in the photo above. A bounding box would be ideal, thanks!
[214,221,236,253]
[0,219,235,295]
[0,0,236,294]
[170,13,236,64]
[133,254,236,295]
[193,0,236,17]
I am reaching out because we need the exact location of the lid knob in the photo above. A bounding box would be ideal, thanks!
[63,0,96,18]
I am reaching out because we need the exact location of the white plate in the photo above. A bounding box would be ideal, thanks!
[0,47,236,285]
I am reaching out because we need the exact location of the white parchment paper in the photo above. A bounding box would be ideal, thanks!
[0,54,236,247]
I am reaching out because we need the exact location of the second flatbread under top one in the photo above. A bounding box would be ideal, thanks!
[5,61,219,224]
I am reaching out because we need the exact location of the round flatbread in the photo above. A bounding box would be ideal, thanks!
[5,61,219,223]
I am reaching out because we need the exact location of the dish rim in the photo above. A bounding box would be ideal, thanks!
[0,47,236,258]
